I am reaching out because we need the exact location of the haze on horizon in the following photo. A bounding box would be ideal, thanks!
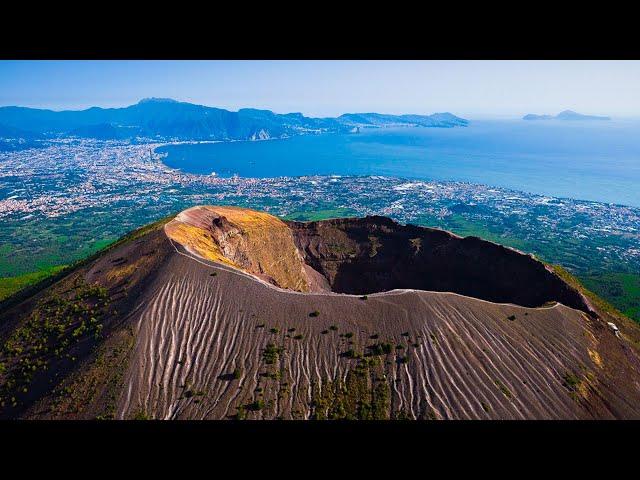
[1,60,639,119]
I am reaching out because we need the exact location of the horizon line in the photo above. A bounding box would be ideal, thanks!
[0,97,629,120]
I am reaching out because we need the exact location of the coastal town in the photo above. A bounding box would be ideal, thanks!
[1,139,639,281]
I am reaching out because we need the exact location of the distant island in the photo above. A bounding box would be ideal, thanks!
[0,98,468,146]
[523,110,610,121]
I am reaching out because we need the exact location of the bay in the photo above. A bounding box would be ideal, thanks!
[157,119,640,207]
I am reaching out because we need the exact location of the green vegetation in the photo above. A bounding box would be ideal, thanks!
[367,342,393,356]
[507,315,516,321]
[309,310,320,318]
[263,343,283,365]
[0,208,179,280]
[263,370,281,380]
[235,405,247,420]
[0,277,110,412]
[246,399,265,411]
[8,207,167,265]
[552,265,633,322]
[0,212,173,316]
[0,265,66,301]
[562,372,581,391]
[581,272,640,321]
[561,371,588,401]
[311,356,390,420]
[46,325,136,420]
[340,348,362,360]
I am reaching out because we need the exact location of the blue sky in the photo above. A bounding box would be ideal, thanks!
[1,60,639,118]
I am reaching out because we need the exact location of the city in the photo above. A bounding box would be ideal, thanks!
[1,140,639,304]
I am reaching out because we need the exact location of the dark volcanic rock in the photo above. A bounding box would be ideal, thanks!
[289,216,593,313]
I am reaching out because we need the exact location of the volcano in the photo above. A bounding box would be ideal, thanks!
[1,205,640,420]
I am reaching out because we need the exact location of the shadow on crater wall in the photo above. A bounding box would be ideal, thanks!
[290,216,594,314]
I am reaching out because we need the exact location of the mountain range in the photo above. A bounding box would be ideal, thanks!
[2,206,639,420]
[0,98,468,143]
[523,110,611,121]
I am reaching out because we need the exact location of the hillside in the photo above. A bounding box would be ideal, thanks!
[1,206,640,420]
[0,99,468,141]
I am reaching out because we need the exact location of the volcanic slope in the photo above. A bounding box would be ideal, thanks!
[1,205,640,420]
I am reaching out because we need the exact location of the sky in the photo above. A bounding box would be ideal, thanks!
[1,60,639,118]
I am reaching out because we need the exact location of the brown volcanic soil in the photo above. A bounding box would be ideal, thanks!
[1,206,640,420]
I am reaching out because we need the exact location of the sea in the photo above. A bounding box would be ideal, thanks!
[157,119,640,207]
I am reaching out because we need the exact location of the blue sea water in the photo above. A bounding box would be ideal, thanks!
[157,119,640,207]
